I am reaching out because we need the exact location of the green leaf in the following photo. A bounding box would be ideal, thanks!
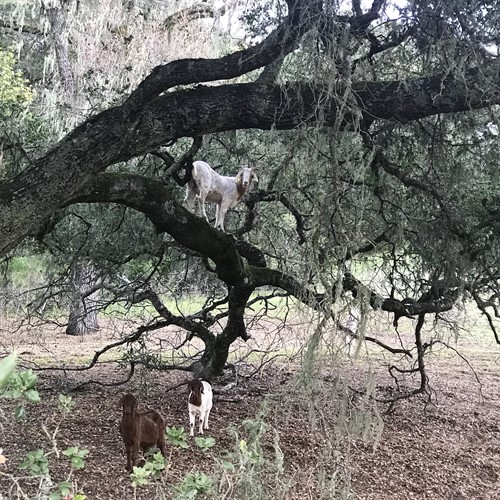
[173,472,214,498]
[221,459,235,472]
[25,389,41,403]
[19,370,37,390]
[194,436,216,452]
[166,426,189,448]
[130,465,153,487]
[0,353,17,389]
[71,457,85,469]
[58,394,75,413]
[62,446,88,469]
[58,481,73,491]
[14,404,26,421]
[63,446,89,460]
[6,388,22,399]
[152,451,165,462]
[18,449,49,476]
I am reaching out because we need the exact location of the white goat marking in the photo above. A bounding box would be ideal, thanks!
[188,379,213,436]
[185,160,258,230]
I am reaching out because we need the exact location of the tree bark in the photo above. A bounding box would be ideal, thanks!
[46,1,75,94]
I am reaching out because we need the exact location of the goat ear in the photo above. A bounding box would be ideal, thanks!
[252,171,259,183]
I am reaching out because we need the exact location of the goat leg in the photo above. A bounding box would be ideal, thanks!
[189,411,196,436]
[216,203,230,230]
[158,434,168,458]
[131,441,140,471]
[198,194,209,222]
[125,445,133,472]
[184,184,197,212]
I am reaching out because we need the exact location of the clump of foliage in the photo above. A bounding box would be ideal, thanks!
[0,47,33,115]
[130,451,166,488]
[0,353,40,420]
[172,472,214,499]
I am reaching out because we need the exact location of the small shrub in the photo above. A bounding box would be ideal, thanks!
[58,394,76,413]
[194,436,216,453]
[48,481,87,500]
[62,446,89,469]
[130,452,166,488]
[172,472,214,499]
[165,426,189,449]
[18,449,49,476]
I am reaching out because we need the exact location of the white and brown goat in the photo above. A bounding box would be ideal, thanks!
[188,379,213,436]
[185,160,258,230]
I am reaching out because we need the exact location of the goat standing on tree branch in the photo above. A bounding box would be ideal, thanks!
[185,160,258,230]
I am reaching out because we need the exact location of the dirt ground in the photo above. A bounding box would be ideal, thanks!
[0,324,499,499]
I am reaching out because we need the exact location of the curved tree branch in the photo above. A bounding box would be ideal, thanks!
[68,171,462,323]
[124,287,215,345]
[34,320,170,372]
[1,65,499,257]
[164,3,224,28]
[72,361,136,391]
[125,0,323,114]
[70,172,248,286]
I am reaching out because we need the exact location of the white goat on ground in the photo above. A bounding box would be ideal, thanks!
[185,160,258,230]
[188,379,213,436]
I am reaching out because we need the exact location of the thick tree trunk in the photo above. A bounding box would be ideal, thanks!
[197,338,231,381]
[197,285,253,380]
[65,260,100,336]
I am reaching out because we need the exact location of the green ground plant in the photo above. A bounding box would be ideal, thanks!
[172,472,214,500]
[0,356,88,499]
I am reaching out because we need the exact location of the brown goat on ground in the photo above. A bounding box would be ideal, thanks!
[119,393,167,472]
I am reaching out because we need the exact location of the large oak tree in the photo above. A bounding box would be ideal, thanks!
[0,0,499,385]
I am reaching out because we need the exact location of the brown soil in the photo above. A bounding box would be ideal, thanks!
[0,325,499,499]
